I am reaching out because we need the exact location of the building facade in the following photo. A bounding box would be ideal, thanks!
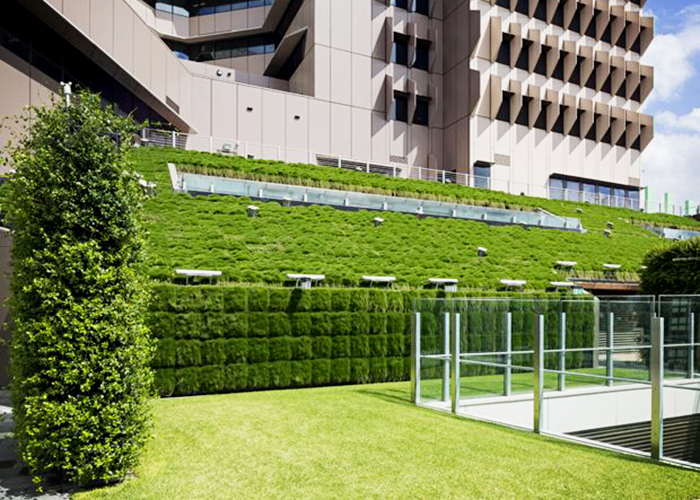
[0,0,653,205]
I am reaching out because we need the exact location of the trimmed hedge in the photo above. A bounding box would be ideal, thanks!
[150,285,595,397]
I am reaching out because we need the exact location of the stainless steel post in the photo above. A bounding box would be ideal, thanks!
[451,313,461,414]
[651,317,664,460]
[607,312,614,387]
[411,312,421,404]
[534,314,545,433]
[559,312,566,391]
[504,312,512,397]
[443,312,451,402]
[689,312,695,379]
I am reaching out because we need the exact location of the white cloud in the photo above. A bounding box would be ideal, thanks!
[640,5,700,211]
[642,109,700,209]
[642,6,700,104]
[656,108,700,134]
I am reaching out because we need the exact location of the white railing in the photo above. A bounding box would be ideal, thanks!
[139,128,698,216]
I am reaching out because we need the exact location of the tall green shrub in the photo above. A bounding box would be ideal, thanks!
[3,90,153,485]
[641,239,700,295]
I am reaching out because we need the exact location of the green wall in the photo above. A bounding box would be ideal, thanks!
[149,285,595,397]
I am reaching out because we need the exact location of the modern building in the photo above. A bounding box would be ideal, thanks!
[0,0,653,206]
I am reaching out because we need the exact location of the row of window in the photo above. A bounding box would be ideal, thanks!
[496,38,644,102]
[391,35,430,71]
[150,0,274,18]
[166,38,276,62]
[549,176,640,209]
[391,92,430,127]
[494,0,645,54]
[495,92,643,150]
[390,0,430,17]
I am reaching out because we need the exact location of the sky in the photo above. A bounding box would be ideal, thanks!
[640,0,700,209]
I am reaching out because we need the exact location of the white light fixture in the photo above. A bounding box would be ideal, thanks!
[247,205,260,218]
[373,217,384,227]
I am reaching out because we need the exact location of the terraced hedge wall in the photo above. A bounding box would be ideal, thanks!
[149,285,595,397]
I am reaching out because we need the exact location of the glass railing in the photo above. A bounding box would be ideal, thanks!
[178,172,584,232]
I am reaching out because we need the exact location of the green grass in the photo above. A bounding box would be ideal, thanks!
[420,367,653,401]
[130,147,697,289]
[75,382,700,499]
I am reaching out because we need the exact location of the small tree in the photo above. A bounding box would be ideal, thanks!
[640,238,700,295]
[2,89,154,485]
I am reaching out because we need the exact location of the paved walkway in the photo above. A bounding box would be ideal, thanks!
[0,391,71,499]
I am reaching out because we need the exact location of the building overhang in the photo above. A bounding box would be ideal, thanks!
[264,27,307,78]
[22,0,196,133]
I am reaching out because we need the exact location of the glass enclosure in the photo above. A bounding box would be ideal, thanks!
[412,296,700,468]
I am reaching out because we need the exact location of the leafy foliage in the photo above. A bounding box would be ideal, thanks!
[2,91,153,486]
[148,285,594,397]
[641,238,700,295]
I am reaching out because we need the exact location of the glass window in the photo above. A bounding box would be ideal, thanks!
[583,183,596,204]
[614,187,626,207]
[413,40,430,71]
[413,97,430,127]
[392,36,409,66]
[393,92,408,123]
[599,185,612,205]
[231,46,248,58]
[628,189,640,210]
[249,0,266,7]
[474,163,491,189]
[391,0,409,9]
[172,5,190,17]
[155,2,173,13]
[549,178,565,201]
[566,181,581,202]
[414,0,430,16]
[248,44,266,55]
[216,4,231,13]
[199,6,216,15]
[232,1,247,10]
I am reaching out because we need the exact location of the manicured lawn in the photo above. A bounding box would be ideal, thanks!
[76,382,700,499]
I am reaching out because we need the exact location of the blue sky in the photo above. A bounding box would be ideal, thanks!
[641,0,700,210]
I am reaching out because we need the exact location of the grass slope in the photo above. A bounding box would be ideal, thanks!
[132,148,694,289]
[76,382,700,500]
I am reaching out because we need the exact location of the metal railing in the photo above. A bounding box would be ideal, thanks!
[412,296,700,468]
[139,128,698,216]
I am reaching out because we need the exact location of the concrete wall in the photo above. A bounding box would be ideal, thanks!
[0,46,56,174]
[454,380,700,434]
[470,0,643,193]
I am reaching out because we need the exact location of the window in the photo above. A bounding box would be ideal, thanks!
[614,188,627,207]
[413,40,430,71]
[551,177,638,207]
[414,0,430,16]
[391,0,409,9]
[413,96,430,126]
[550,178,565,200]
[393,92,409,122]
[392,34,409,66]
[473,162,491,189]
